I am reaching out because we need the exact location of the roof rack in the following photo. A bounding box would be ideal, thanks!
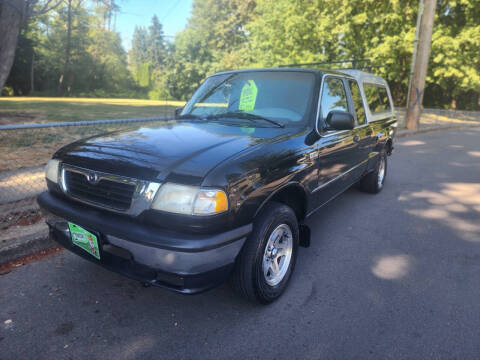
[337,65,385,72]
[277,59,379,72]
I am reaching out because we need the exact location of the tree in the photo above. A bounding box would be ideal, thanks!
[244,0,342,66]
[186,0,256,70]
[6,0,135,96]
[426,0,480,109]
[129,26,149,87]
[130,26,148,65]
[88,22,135,94]
[244,0,420,104]
[0,0,61,95]
[128,16,168,91]
[43,0,91,95]
[4,22,38,94]
[4,0,480,107]
[147,15,167,69]
[244,0,480,110]
[93,0,119,31]
[57,0,74,95]
[160,0,256,100]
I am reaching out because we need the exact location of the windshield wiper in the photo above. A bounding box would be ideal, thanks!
[178,113,203,120]
[210,111,285,128]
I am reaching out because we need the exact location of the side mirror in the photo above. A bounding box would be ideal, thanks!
[326,110,354,131]
[174,107,184,117]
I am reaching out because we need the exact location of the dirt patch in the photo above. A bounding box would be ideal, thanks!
[0,112,44,125]
[12,211,43,227]
[0,122,138,172]
[0,245,63,275]
[1,209,43,231]
[0,197,38,222]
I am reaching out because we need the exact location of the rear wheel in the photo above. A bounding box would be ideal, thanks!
[358,148,387,194]
[232,202,299,304]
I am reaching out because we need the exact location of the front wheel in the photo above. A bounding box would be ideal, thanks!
[232,202,299,304]
[357,148,388,194]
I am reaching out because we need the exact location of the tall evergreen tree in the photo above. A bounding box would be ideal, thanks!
[130,26,148,65]
[147,15,167,69]
[129,26,150,86]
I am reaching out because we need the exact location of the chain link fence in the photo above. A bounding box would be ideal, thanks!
[0,117,174,231]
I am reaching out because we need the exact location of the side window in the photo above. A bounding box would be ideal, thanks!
[348,80,366,125]
[363,84,391,114]
[320,77,348,123]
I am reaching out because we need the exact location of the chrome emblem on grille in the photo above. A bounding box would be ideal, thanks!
[86,172,100,184]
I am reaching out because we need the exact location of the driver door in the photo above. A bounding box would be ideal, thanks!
[313,76,360,207]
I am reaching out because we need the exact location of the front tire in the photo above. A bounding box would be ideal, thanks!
[358,148,387,194]
[232,202,299,304]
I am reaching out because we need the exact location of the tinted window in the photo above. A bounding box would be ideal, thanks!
[364,84,391,113]
[320,77,348,122]
[348,80,366,125]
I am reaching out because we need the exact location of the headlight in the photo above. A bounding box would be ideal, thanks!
[151,183,228,215]
[45,159,61,184]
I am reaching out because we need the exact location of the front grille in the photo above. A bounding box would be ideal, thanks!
[64,170,136,211]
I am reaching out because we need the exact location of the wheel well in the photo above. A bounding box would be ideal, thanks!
[268,185,310,247]
[269,185,307,222]
[252,184,310,247]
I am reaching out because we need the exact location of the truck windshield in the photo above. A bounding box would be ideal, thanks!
[181,71,315,127]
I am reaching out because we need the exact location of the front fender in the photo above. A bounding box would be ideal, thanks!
[235,178,309,225]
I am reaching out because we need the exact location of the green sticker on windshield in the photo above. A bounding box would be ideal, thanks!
[238,80,257,111]
[240,127,255,134]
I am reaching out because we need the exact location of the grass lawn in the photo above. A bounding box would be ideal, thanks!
[0,97,186,125]
[0,97,185,172]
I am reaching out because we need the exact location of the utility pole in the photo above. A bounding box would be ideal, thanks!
[405,0,423,115]
[405,0,437,130]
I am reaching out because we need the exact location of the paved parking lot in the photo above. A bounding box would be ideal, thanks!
[1,128,480,360]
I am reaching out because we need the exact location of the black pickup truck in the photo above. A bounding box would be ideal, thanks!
[38,68,396,303]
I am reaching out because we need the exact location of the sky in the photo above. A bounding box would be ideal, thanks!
[115,0,194,50]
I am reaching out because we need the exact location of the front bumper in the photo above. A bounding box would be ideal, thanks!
[37,191,251,294]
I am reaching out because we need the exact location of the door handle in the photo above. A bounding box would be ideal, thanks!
[353,135,359,143]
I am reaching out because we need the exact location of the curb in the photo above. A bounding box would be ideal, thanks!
[396,123,480,138]
[0,225,55,266]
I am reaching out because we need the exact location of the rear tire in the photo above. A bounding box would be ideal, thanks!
[357,148,387,194]
[232,201,299,304]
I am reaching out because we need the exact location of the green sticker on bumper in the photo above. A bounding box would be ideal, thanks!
[68,222,100,260]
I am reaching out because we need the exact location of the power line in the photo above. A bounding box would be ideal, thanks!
[160,0,182,22]
[118,10,144,17]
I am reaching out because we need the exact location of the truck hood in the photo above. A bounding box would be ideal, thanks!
[55,120,282,185]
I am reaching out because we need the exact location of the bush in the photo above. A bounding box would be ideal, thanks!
[148,88,170,100]
[1,86,14,96]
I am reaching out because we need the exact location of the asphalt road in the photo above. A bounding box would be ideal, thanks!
[1,128,480,360]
